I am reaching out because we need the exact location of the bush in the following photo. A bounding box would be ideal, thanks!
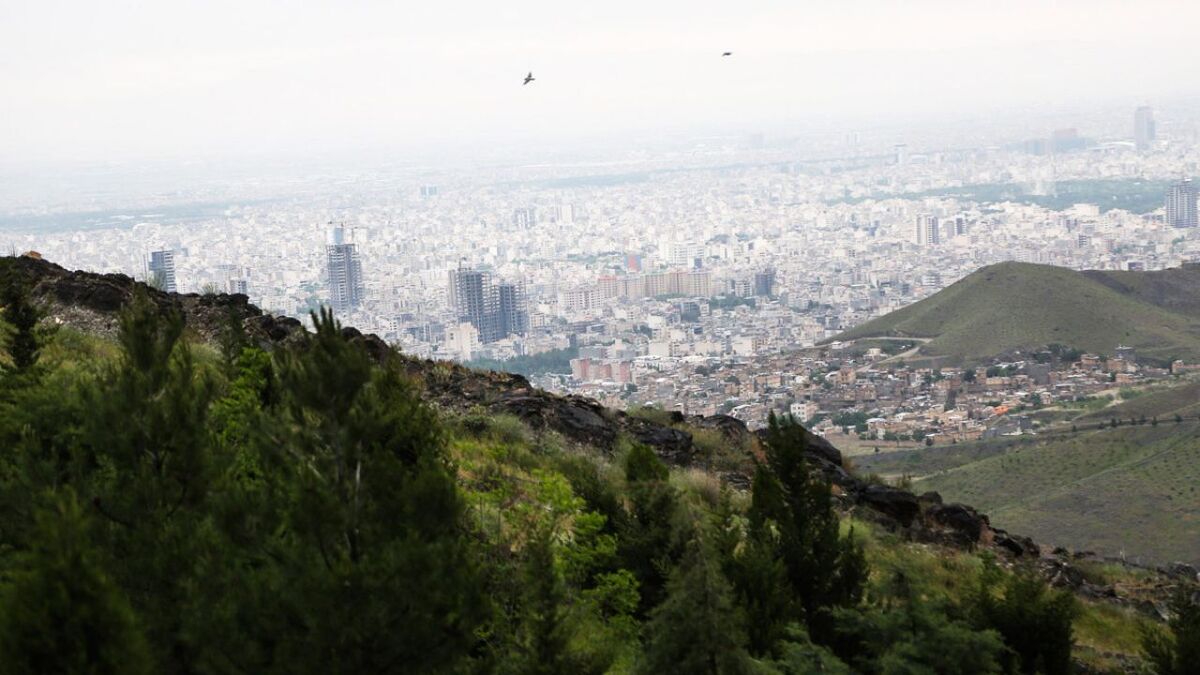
[971,560,1077,675]
[1141,586,1200,675]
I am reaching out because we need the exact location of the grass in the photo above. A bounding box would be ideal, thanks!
[627,404,755,472]
[1077,378,1200,423]
[1073,601,1153,671]
[849,518,1150,671]
[833,261,1200,365]
[861,423,1200,565]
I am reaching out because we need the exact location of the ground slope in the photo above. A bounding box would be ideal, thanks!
[858,422,1200,565]
[834,262,1200,364]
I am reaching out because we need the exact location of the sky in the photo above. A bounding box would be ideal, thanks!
[3,0,1199,163]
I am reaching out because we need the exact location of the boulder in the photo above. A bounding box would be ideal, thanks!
[686,414,755,446]
[495,393,616,449]
[856,484,920,527]
[994,529,1040,558]
[1166,562,1199,582]
[623,416,695,464]
[925,503,989,543]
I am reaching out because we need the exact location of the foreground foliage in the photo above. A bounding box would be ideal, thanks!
[0,280,1141,673]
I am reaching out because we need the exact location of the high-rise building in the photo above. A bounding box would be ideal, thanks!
[753,268,776,297]
[419,185,439,198]
[893,144,908,166]
[326,225,365,313]
[1135,106,1156,152]
[665,241,705,269]
[1165,179,1198,228]
[448,266,527,344]
[546,204,574,225]
[913,214,940,246]
[512,207,537,229]
[227,278,249,295]
[496,281,528,337]
[147,249,177,293]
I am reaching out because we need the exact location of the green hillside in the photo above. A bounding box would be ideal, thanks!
[860,423,1200,565]
[0,257,1178,674]
[835,262,1200,364]
[1076,379,1200,424]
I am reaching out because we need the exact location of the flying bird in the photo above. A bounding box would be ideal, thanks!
[523,72,535,85]
[722,51,732,57]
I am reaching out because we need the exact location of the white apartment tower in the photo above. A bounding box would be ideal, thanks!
[913,214,940,246]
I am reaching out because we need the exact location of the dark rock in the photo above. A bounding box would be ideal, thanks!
[926,503,989,544]
[623,416,694,464]
[718,471,752,491]
[994,530,1040,558]
[856,484,920,527]
[1166,562,1199,582]
[686,414,754,446]
[808,454,856,489]
[918,491,943,506]
[753,425,843,467]
[495,393,616,449]
[1041,558,1086,590]
[805,432,843,467]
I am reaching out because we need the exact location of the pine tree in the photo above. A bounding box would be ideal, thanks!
[638,537,753,675]
[715,483,794,656]
[1,271,49,375]
[217,304,249,376]
[972,560,1077,675]
[0,490,153,675]
[263,308,488,674]
[750,413,868,640]
[1142,586,1200,675]
[620,442,681,614]
[514,528,571,675]
[71,290,218,669]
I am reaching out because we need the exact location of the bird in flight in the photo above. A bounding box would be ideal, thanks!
[722,51,732,57]
[523,72,535,85]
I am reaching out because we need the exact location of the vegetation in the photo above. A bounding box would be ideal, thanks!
[1141,587,1200,675]
[467,345,579,376]
[830,179,1173,214]
[1077,379,1200,424]
[0,276,1165,672]
[833,261,1200,364]
[858,422,1200,564]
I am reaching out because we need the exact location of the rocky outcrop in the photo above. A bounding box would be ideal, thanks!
[854,484,921,527]
[924,503,990,547]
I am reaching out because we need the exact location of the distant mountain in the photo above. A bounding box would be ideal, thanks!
[834,261,1200,365]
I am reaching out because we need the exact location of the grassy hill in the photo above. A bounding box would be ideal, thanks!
[834,262,1200,364]
[859,422,1200,565]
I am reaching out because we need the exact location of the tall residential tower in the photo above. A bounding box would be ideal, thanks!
[147,249,177,293]
[448,266,527,345]
[326,225,365,313]
[1166,179,1198,228]
[1134,106,1156,152]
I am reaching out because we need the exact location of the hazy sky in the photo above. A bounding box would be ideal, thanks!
[3,0,1198,162]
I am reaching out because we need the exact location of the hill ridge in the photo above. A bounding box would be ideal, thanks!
[833,261,1200,364]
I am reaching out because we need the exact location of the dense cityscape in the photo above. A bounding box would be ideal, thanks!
[5,104,1200,433]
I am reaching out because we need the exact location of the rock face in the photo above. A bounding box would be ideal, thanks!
[11,254,1048,561]
[854,485,921,527]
